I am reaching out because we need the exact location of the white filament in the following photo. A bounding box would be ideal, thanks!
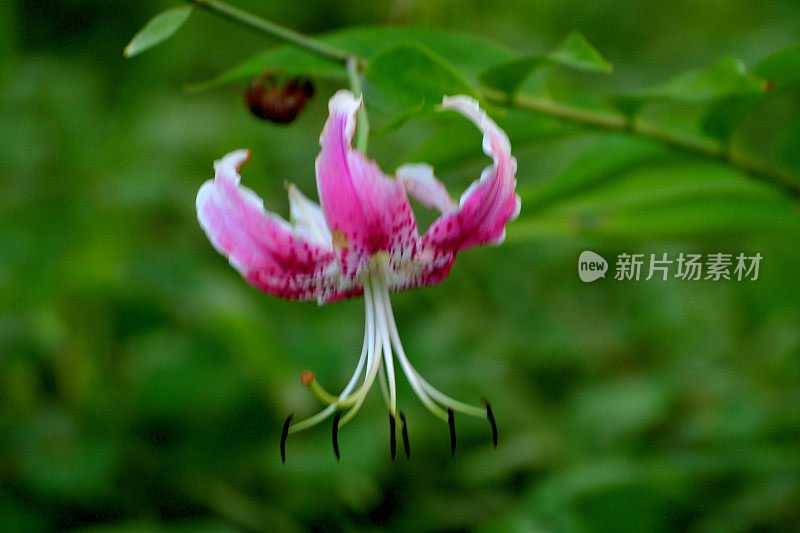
[289,257,486,435]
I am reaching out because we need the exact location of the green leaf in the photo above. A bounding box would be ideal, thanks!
[479,32,611,95]
[520,135,669,212]
[363,41,479,130]
[479,57,546,95]
[187,26,515,93]
[186,48,346,94]
[755,43,800,89]
[657,57,765,100]
[701,95,762,141]
[400,109,577,169]
[123,6,193,58]
[548,32,613,74]
[370,100,426,136]
[510,137,800,242]
[609,57,766,116]
[777,118,800,171]
[701,45,800,141]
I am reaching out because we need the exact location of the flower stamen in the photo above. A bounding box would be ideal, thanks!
[482,397,498,448]
[377,363,391,409]
[280,413,293,464]
[284,258,498,458]
[332,411,341,460]
[302,371,339,405]
[447,408,456,456]
[399,411,410,459]
[389,413,397,461]
[286,278,375,437]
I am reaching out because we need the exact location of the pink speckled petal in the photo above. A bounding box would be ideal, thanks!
[315,90,419,278]
[421,96,520,254]
[396,163,457,214]
[386,97,519,291]
[197,150,356,303]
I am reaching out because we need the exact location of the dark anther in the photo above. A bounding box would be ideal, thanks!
[280,413,293,464]
[399,411,410,459]
[447,408,456,456]
[482,397,498,448]
[332,412,341,461]
[245,71,315,124]
[389,413,397,461]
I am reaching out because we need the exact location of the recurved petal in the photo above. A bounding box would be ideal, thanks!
[197,150,353,303]
[315,90,419,278]
[421,96,520,254]
[396,163,457,214]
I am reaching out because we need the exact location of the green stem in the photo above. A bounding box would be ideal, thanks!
[191,0,351,64]
[347,56,370,153]
[189,0,797,197]
[483,88,799,197]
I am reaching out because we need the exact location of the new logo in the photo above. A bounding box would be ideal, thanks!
[578,251,608,282]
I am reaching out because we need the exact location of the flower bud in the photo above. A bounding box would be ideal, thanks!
[245,72,314,124]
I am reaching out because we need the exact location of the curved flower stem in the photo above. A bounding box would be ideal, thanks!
[347,56,370,154]
[189,0,799,197]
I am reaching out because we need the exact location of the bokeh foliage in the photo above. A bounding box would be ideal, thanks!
[2,0,800,531]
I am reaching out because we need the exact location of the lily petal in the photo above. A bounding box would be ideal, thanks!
[421,96,520,252]
[315,90,419,278]
[385,97,519,291]
[288,183,332,249]
[396,163,457,214]
[197,150,354,303]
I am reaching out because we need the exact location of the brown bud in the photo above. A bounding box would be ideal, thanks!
[300,370,315,386]
[245,72,314,124]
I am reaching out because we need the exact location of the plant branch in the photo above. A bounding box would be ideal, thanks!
[189,0,798,197]
[482,88,799,197]
[190,0,352,65]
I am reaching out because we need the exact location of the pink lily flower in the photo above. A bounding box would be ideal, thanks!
[197,90,519,460]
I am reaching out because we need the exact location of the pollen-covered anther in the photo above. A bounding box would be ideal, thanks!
[302,372,338,405]
[399,411,410,459]
[332,412,341,461]
[300,370,315,385]
[482,397,498,448]
[280,413,294,464]
[448,408,456,456]
[331,229,349,249]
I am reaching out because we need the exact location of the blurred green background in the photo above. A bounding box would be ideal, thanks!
[2,0,800,531]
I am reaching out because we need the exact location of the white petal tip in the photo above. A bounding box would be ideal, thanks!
[441,95,480,111]
[215,149,251,173]
[328,89,362,113]
[440,96,510,156]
